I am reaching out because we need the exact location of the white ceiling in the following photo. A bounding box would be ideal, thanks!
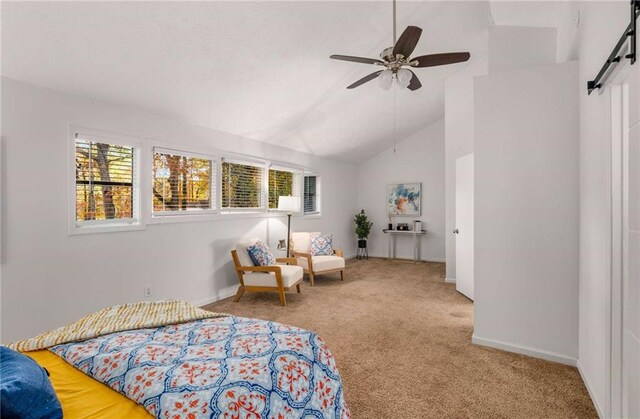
[2,1,492,163]
[489,1,568,28]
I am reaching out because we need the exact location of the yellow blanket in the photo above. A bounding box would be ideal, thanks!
[28,350,152,419]
[8,300,227,352]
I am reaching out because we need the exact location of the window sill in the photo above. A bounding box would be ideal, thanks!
[303,212,322,219]
[69,222,145,235]
[148,213,219,224]
[147,210,291,225]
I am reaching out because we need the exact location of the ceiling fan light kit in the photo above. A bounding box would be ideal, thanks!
[396,68,412,88]
[330,0,471,91]
[379,70,393,90]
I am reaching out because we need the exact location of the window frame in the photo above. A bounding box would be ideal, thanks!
[267,164,303,213]
[220,157,269,214]
[68,127,144,235]
[303,172,322,217]
[151,147,218,219]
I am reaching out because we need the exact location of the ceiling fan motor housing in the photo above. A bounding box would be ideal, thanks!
[381,47,395,62]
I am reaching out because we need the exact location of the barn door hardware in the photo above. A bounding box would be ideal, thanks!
[587,0,640,94]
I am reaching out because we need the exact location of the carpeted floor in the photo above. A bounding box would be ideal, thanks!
[203,258,597,418]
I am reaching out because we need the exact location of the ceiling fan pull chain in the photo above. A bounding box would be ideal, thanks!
[393,82,397,153]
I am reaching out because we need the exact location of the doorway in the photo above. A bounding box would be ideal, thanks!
[608,68,639,419]
[455,153,474,300]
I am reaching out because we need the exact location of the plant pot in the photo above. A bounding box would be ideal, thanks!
[357,239,367,249]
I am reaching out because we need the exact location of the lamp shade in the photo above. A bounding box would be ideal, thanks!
[277,196,300,213]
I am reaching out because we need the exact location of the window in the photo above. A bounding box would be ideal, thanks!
[268,167,301,209]
[152,149,215,214]
[304,174,320,215]
[221,160,265,210]
[75,136,137,225]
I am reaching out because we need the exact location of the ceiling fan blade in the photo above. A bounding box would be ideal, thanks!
[346,70,384,89]
[330,55,385,65]
[407,70,422,91]
[392,26,422,58]
[412,52,470,68]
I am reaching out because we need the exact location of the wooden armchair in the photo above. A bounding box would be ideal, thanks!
[290,232,345,286]
[231,238,304,306]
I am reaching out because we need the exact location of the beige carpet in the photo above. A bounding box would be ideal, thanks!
[203,258,597,418]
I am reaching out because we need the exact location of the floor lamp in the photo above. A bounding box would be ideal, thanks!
[278,196,300,257]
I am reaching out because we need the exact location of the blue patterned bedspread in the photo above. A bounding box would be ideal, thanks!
[50,316,350,418]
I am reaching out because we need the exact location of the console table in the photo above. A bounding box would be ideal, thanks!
[382,229,427,262]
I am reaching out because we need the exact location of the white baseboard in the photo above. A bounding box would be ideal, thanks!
[576,360,604,419]
[364,253,446,263]
[445,277,456,283]
[472,334,577,366]
[193,285,238,308]
[423,257,446,263]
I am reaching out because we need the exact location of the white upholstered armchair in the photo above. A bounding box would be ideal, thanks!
[231,238,304,306]
[290,232,345,286]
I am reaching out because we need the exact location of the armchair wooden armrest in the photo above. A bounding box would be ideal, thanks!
[291,251,313,268]
[235,265,282,274]
[275,257,297,265]
[334,249,344,257]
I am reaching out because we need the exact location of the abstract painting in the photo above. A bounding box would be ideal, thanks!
[387,183,421,216]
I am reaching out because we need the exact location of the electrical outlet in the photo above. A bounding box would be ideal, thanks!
[144,285,152,298]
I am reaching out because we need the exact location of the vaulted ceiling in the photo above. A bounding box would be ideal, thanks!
[2,1,493,163]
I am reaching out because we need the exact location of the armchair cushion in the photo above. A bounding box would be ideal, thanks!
[247,240,275,266]
[290,232,319,254]
[235,238,260,268]
[297,255,345,272]
[243,265,303,287]
[310,233,333,256]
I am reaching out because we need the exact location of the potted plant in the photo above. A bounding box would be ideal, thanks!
[354,209,373,250]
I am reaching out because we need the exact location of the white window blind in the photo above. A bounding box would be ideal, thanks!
[152,148,215,214]
[221,159,266,209]
[75,136,136,223]
[304,175,318,214]
[268,166,302,209]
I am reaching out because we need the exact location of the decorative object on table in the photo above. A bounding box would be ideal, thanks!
[388,215,393,230]
[387,182,421,216]
[290,232,345,286]
[414,220,422,232]
[396,223,409,231]
[354,209,373,260]
[278,196,301,257]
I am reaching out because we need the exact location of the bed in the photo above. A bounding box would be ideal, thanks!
[9,301,350,419]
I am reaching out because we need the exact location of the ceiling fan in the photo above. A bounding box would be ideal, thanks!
[330,1,470,91]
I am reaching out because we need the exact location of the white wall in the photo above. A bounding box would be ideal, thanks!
[444,26,557,281]
[488,26,557,73]
[0,78,358,343]
[576,2,636,416]
[356,120,445,262]
[473,61,579,364]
